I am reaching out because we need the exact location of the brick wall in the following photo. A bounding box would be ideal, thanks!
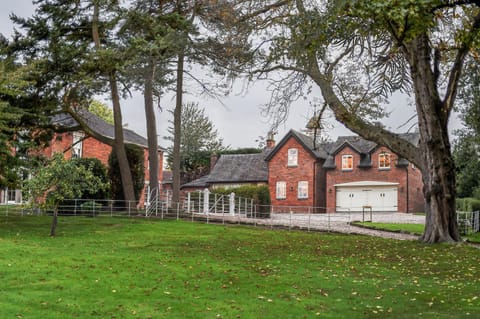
[407,164,425,213]
[268,137,318,208]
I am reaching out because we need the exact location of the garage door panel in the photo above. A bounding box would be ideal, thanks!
[336,186,398,212]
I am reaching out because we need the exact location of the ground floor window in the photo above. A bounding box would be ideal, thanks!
[276,181,286,199]
[298,181,308,199]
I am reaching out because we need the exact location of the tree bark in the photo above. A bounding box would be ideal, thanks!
[92,1,136,203]
[172,51,184,203]
[407,35,460,243]
[50,206,58,237]
[110,75,136,203]
[144,61,160,199]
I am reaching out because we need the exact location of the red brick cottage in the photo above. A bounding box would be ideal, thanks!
[265,130,424,213]
[45,110,165,206]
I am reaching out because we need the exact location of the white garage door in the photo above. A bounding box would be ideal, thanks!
[335,182,398,212]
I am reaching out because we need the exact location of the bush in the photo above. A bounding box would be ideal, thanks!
[80,201,103,216]
[72,157,110,200]
[457,198,480,212]
[212,185,271,215]
[108,144,145,203]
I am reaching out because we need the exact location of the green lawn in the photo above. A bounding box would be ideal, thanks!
[1,216,479,319]
[354,222,480,243]
[354,222,425,235]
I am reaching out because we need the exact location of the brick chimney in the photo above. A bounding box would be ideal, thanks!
[266,131,276,149]
[210,153,218,171]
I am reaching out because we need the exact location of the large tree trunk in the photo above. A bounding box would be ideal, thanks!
[172,51,184,203]
[110,75,136,203]
[92,1,135,203]
[144,61,160,199]
[408,35,460,243]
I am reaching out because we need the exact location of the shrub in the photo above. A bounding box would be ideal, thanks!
[80,201,103,216]
[72,157,110,199]
[456,198,480,212]
[108,144,145,204]
[212,185,271,215]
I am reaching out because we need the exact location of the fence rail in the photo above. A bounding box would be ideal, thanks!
[0,199,429,235]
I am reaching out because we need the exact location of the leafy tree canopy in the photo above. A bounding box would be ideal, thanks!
[23,153,108,236]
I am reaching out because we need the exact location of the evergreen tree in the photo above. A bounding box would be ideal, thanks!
[165,102,227,184]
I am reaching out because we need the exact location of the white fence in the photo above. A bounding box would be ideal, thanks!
[457,211,480,234]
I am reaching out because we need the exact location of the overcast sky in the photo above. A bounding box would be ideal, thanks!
[0,1,462,149]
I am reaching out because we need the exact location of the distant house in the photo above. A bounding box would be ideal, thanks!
[265,129,424,213]
[0,109,165,206]
[181,151,270,192]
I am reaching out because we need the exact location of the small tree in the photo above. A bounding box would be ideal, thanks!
[24,153,107,237]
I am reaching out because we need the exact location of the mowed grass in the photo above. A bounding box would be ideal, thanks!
[354,222,480,243]
[1,216,479,319]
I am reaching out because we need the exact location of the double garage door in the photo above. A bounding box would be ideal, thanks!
[336,182,398,212]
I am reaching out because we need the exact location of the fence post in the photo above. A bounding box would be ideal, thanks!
[74,199,77,216]
[177,202,180,220]
[203,188,210,214]
[229,192,235,216]
[289,210,292,230]
[187,192,191,214]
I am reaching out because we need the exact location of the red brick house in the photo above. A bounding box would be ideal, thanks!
[265,130,424,213]
[46,110,164,206]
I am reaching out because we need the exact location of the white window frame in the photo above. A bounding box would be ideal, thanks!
[72,131,84,158]
[379,153,391,169]
[276,181,286,199]
[287,148,298,166]
[342,155,353,170]
[297,181,308,199]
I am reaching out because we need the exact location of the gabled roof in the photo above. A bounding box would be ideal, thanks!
[323,133,419,169]
[326,136,377,155]
[208,151,269,183]
[51,109,165,150]
[264,129,329,162]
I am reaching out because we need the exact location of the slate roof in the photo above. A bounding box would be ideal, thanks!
[180,150,270,189]
[181,174,210,189]
[51,109,164,150]
[264,129,330,162]
[323,133,419,169]
[208,152,269,183]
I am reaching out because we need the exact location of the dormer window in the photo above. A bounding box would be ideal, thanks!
[342,155,353,170]
[287,148,298,166]
[379,152,391,169]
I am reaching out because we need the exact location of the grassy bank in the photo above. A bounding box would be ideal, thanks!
[1,216,479,318]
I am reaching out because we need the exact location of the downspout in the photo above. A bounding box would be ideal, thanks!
[406,165,410,213]
[313,160,316,212]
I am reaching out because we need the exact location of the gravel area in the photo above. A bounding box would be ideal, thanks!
[200,212,424,241]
